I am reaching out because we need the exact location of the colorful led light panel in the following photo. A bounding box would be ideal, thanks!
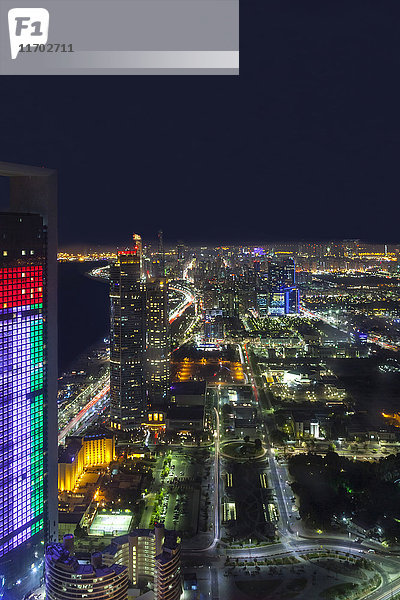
[0,267,45,557]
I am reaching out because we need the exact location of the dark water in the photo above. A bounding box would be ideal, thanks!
[58,261,110,372]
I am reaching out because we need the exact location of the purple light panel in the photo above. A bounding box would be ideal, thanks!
[0,267,44,557]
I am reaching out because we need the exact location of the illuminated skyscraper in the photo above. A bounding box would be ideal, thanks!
[256,272,269,317]
[132,233,142,263]
[110,244,146,430]
[110,232,171,429]
[266,257,300,316]
[157,229,165,276]
[0,162,58,598]
[145,278,170,410]
[267,257,295,290]
[150,231,165,279]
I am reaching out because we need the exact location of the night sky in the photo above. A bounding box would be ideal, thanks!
[1,1,400,247]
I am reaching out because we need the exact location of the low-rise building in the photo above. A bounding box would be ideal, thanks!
[170,381,206,406]
[58,429,115,492]
[166,405,205,433]
[45,534,128,600]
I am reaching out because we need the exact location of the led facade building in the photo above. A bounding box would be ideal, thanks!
[110,240,146,430]
[0,163,58,598]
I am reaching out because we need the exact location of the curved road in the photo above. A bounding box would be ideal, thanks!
[184,337,400,600]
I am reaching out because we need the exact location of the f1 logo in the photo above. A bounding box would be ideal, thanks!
[8,8,49,59]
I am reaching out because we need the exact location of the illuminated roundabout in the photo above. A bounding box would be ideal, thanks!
[220,440,266,461]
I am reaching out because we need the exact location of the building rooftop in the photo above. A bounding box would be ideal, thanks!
[167,405,205,420]
[84,426,115,441]
[0,161,56,177]
[170,381,206,396]
[58,437,83,464]
[161,529,180,551]
[46,543,126,578]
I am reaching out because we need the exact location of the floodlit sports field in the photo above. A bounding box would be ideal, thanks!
[88,513,132,536]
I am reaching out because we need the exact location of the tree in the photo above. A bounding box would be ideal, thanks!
[74,524,87,539]
[270,429,288,446]
[254,438,262,451]
[221,403,232,417]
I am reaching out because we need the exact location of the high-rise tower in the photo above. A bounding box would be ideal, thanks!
[110,233,171,430]
[145,278,170,410]
[267,257,299,316]
[0,162,58,598]
[157,229,165,277]
[110,242,147,430]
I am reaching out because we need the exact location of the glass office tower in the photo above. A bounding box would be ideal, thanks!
[267,257,300,316]
[110,242,147,430]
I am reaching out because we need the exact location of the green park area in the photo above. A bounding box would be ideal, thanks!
[288,450,400,543]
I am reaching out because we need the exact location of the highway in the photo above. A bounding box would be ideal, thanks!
[301,306,400,352]
[58,373,110,444]
[89,264,196,324]
[58,280,195,445]
[168,283,195,323]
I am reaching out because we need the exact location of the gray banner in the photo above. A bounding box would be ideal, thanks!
[0,0,239,75]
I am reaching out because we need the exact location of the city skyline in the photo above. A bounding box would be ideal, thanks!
[4,189,400,599]
[2,2,400,599]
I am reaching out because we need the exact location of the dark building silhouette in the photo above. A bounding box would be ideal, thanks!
[110,240,146,430]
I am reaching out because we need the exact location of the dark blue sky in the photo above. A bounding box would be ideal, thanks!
[1,1,400,247]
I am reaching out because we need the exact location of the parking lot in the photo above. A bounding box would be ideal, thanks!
[152,447,212,539]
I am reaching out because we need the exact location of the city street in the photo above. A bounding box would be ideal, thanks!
[181,334,400,599]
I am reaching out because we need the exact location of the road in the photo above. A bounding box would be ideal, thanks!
[182,336,400,599]
[183,404,221,554]
[58,371,110,444]
[301,306,400,352]
[212,406,221,548]
[58,280,195,444]
[169,283,195,324]
[239,337,400,600]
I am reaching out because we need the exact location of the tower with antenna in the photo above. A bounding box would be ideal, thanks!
[158,229,165,276]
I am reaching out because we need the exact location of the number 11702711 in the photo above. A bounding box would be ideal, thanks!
[19,43,74,52]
